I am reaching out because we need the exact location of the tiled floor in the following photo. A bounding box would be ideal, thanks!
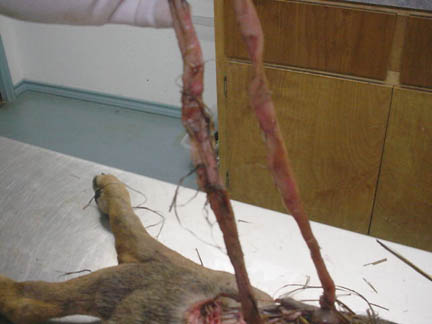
[0,91,196,188]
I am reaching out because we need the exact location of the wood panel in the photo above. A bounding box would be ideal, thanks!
[224,63,392,233]
[224,0,396,80]
[371,88,432,251]
[214,0,229,174]
[400,16,432,89]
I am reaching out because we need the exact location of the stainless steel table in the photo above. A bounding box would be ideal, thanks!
[0,136,431,324]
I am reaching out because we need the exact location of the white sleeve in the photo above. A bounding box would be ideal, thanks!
[0,0,172,28]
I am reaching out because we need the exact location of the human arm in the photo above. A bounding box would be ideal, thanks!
[0,0,172,28]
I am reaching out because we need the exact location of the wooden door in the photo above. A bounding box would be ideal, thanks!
[371,88,432,251]
[215,0,432,245]
[222,62,393,233]
[400,16,432,89]
[223,0,396,80]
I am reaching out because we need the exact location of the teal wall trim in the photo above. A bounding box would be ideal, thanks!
[0,36,16,102]
[14,80,181,119]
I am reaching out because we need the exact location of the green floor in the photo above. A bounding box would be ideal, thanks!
[0,91,196,188]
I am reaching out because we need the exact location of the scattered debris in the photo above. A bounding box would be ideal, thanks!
[376,240,432,282]
[370,303,389,311]
[169,167,225,252]
[169,166,201,219]
[58,269,92,277]
[82,195,95,210]
[196,248,204,266]
[335,298,355,315]
[363,258,387,267]
[363,278,378,294]
[303,276,311,289]
[124,183,148,205]
[133,206,166,239]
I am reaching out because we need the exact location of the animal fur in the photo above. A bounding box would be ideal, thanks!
[0,175,397,324]
[0,174,271,324]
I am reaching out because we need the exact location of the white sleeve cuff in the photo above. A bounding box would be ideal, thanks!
[80,0,173,28]
[0,0,172,28]
[110,0,173,28]
[133,0,172,28]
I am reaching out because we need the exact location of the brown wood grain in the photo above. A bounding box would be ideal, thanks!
[388,14,408,73]
[214,0,229,178]
[224,63,392,233]
[400,16,432,89]
[371,88,432,251]
[224,0,396,80]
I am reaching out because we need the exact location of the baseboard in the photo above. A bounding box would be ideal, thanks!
[14,80,181,119]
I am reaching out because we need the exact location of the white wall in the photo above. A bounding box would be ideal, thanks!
[6,0,217,109]
[0,16,23,84]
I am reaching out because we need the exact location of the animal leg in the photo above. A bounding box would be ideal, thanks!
[0,263,167,324]
[92,174,197,267]
[0,268,111,324]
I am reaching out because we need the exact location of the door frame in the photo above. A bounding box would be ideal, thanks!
[0,35,16,102]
